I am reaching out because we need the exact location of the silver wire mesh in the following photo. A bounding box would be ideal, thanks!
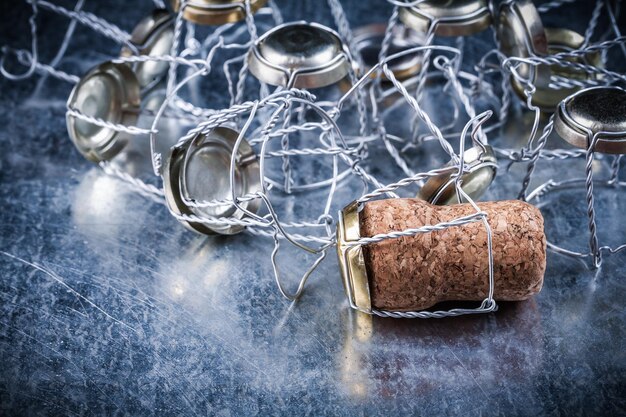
[1,0,625,319]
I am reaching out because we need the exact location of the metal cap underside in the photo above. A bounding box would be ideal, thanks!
[554,87,626,154]
[66,62,141,163]
[121,9,175,88]
[419,145,498,205]
[353,23,424,81]
[497,0,548,86]
[510,28,603,113]
[248,22,351,89]
[399,0,492,37]
[163,127,262,235]
[336,201,372,314]
[171,0,267,26]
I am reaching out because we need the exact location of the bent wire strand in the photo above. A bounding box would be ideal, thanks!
[2,0,625,316]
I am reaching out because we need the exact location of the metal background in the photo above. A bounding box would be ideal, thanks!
[0,1,625,415]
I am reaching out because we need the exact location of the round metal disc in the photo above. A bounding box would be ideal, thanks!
[497,0,549,88]
[248,22,350,89]
[554,86,626,154]
[163,127,261,235]
[510,28,602,112]
[399,0,492,37]
[66,62,141,163]
[121,9,174,88]
[353,23,424,81]
[171,0,267,26]
[419,145,497,205]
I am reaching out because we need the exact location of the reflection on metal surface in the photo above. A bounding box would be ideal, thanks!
[163,127,262,235]
[72,170,132,237]
[120,9,175,89]
[399,0,492,37]
[352,23,425,81]
[159,238,230,303]
[1,0,626,414]
[554,86,626,154]
[66,62,141,163]
[339,309,372,398]
[249,22,351,89]
[510,28,603,113]
[419,145,498,205]
[171,0,268,25]
[336,300,544,398]
[497,0,550,100]
[110,88,190,177]
[336,202,371,314]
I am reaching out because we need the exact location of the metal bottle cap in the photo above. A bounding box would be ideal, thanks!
[336,201,372,314]
[66,62,141,163]
[120,9,174,88]
[510,28,603,112]
[554,86,626,154]
[399,0,492,37]
[248,22,351,89]
[419,145,497,205]
[352,23,424,81]
[171,0,267,26]
[163,127,262,235]
[497,0,549,92]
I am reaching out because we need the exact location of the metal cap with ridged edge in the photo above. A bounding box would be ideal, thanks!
[120,9,174,89]
[170,0,267,26]
[66,61,141,163]
[163,127,262,235]
[419,145,498,205]
[497,0,550,96]
[337,201,372,314]
[554,86,626,155]
[248,21,351,89]
[352,23,425,81]
[510,28,603,113]
[399,0,492,37]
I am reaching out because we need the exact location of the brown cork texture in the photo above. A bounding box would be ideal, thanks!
[360,198,546,311]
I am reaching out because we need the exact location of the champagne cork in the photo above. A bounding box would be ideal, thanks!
[336,198,546,313]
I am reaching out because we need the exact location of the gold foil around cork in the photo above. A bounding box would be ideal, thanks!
[336,201,372,314]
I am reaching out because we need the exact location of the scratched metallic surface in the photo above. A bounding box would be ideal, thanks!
[1,1,625,416]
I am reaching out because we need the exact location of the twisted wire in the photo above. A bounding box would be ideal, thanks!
[66,108,155,136]
[584,135,601,266]
[3,0,625,319]
[4,48,79,83]
[347,212,486,247]
[518,116,555,201]
[232,0,257,106]
[327,0,363,67]
[32,0,132,47]
[583,0,604,48]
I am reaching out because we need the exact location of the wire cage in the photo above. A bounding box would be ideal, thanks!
[1,0,625,319]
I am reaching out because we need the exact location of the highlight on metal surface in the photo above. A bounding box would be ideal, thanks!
[352,23,424,81]
[170,0,268,26]
[66,61,141,163]
[419,145,498,205]
[3,0,626,317]
[554,86,626,154]
[163,126,262,235]
[120,9,175,89]
[399,0,492,37]
[336,201,372,314]
[509,28,603,112]
[497,0,550,102]
[248,21,351,89]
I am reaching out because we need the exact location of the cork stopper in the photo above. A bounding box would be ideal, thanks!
[358,198,546,311]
